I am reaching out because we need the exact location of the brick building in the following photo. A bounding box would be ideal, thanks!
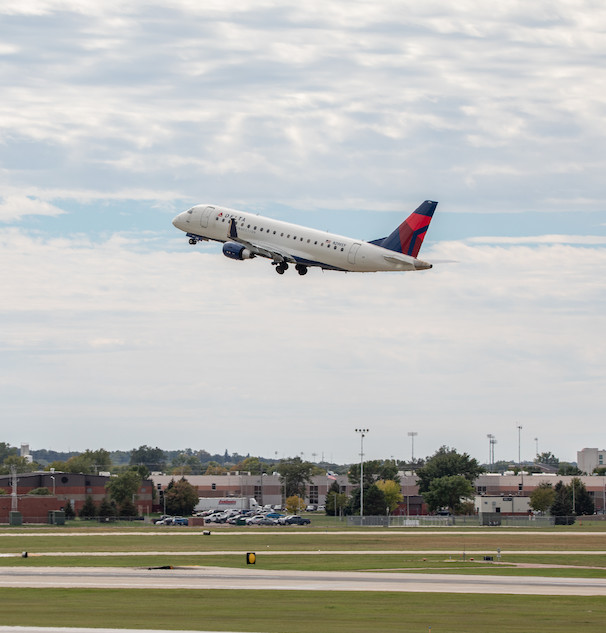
[0,472,154,523]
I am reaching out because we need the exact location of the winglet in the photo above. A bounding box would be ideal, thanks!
[377,200,438,258]
[229,218,238,239]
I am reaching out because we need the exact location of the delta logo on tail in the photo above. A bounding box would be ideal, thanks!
[173,200,438,275]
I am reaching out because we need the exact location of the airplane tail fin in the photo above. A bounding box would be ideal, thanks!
[370,200,438,257]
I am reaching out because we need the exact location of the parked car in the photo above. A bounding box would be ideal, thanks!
[284,515,311,525]
[265,512,284,519]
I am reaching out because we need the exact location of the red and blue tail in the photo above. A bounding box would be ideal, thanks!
[370,200,438,257]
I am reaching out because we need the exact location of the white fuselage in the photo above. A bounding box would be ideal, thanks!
[172,204,431,272]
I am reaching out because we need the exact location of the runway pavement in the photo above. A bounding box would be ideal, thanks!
[2,565,606,596]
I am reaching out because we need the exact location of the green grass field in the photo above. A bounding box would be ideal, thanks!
[2,587,606,632]
[2,522,606,632]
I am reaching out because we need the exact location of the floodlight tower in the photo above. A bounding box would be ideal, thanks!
[355,428,369,524]
[408,431,418,464]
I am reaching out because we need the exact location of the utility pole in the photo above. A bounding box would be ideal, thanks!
[355,429,369,524]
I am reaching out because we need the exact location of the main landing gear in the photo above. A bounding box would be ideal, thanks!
[188,238,197,245]
[295,264,308,276]
[273,262,308,275]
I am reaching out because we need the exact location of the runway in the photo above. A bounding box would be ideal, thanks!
[2,565,606,596]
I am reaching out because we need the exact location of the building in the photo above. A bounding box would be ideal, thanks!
[0,472,154,523]
[151,472,354,511]
[577,448,606,474]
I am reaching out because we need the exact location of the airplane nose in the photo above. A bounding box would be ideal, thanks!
[172,213,183,228]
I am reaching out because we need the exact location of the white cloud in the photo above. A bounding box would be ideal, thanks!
[0,2,605,464]
[0,195,66,222]
[1,2,605,211]
[468,235,606,245]
[0,229,604,463]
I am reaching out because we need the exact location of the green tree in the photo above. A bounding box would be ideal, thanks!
[164,478,199,515]
[557,463,582,476]
[324,480,347,516]
[423,475,475,514]
[375,480,403,513]
[98,497,116,518]
[529,482,556,513]
[79,495,97,519]
[277,457,315,498]
[535,451,559,466]
[205,462,227,475]
[347,484,387,515]
[106,470,142,507]
[416,446,484,495]
[119,498,139,518]
[551,480,575,524]
[325,490,348,516]
[63,449,112,474]
[28,487,51,495]
[62,500,76,520]
[570,477,594,516]
[348,460,400,487]
[0,455,39,474]
[171,453,204,476]
[130,445,166,471]
[593,466,606,475]
[0,442,18,463]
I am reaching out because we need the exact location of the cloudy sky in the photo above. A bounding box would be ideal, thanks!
[1,1,605,466]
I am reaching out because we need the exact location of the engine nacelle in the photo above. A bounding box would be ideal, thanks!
[222,242,254,260]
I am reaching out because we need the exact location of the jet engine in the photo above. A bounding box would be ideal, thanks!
[222,242,254,260]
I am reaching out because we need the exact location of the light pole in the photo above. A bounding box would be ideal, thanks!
[487,434,494,470]
[408,432,418,465]
[355,428,369,524]
[534,437,538,458]
[517,424,523,492]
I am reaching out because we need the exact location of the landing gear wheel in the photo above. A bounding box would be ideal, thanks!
[295,264,308,276]
[188,238,197,245]
[275,266,285,275]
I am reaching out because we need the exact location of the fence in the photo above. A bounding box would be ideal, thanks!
[347,515,558,527]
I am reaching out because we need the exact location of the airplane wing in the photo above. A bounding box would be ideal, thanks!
[227,219,295,263]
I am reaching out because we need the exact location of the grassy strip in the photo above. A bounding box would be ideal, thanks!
[2,553,605,578]
[2,587,606,632]
[2,531,606,553]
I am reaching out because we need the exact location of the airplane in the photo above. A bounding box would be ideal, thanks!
[172,200,438,275]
